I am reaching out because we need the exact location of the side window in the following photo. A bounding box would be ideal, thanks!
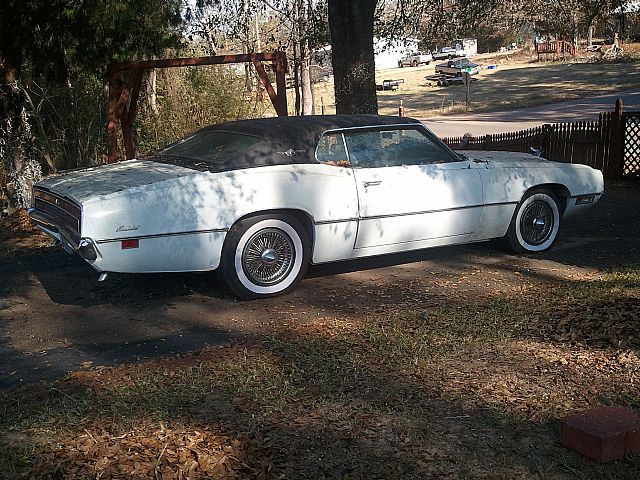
[316,133,351,167]
[343,131,387,167]
[343,128,458,168]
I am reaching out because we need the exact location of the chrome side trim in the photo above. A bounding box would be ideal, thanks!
[314,201,518,225]
[314,217,359,225]
[569,192,603,198]
[353,231,471,249]
[482,201,520,208]
[95,228,229,244]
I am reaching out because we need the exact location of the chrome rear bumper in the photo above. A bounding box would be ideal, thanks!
[28,207,97,261]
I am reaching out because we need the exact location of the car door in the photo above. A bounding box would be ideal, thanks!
[343,126,484,250]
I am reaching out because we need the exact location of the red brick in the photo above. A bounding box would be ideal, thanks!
[560,406,640,463]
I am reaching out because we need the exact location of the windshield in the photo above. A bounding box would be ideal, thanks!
[159,131,259,165]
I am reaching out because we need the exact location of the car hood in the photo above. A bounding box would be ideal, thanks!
[459,150,554,167]
[36,159,199,203]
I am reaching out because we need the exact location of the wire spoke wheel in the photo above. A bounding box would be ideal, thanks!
[506,190,561,253]
[220,215,310,299]
[519,200,554,245]
[242,228,295,286]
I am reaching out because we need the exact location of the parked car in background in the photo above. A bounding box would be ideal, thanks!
[432,46,466,60]
[29,115,603,299]
[398,51,433,67]
[435,57,481,76]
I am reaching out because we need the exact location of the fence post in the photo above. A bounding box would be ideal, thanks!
[541,124,551,158]
[608,98,624,181]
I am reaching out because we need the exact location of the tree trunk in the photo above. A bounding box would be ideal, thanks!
[299,0,313,115]
[328,0,378,114]
[300,39,314,115]
[293,42,301,116]
[1,52,42,208]
[22,87,57,173]
[619,0,626,39]
[147,68,158,114]
[0,82,42,208]
[63,77,87,169]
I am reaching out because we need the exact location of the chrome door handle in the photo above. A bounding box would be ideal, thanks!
[363,180,382,188]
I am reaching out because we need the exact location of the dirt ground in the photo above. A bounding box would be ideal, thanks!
[1,182,638,391]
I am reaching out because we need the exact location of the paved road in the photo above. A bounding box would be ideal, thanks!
[423,88,640,137]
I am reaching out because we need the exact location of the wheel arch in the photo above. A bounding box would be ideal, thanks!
[233,208,315,251]
[523,183,570,214]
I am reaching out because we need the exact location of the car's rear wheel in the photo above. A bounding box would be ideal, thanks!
[505,189,561,253]
[218,214,310,299]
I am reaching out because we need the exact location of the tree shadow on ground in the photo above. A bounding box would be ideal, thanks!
[2,328,639,479]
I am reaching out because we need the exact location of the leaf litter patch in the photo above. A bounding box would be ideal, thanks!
[1,268,639,478]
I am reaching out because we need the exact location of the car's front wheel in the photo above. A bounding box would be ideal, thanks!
[505,189,561,253]
[218,214,310,299]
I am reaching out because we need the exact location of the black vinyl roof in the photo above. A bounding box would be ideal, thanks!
[203,114,420,135]
[150,114,422,172]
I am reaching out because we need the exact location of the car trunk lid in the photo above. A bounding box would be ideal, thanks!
[36,159,198,203]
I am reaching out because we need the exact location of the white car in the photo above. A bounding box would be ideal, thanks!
[432,46,466,60]
[29,115,603,299]
[398,51,433,67]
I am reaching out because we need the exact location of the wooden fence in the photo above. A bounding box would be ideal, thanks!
[535,40,577,60]
[440,100,638,180]
[443,115,612,173]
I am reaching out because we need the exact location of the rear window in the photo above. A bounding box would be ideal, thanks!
[159,131,259,165]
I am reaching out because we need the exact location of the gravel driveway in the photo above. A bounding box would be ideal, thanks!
[1,183,638,389]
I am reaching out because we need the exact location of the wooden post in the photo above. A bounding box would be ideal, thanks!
[107,72,124,164]
[122,68,143,159]
[252,55,283,116]
[608,98,624,180]
[541,124,552,159]
[106,52,290,163]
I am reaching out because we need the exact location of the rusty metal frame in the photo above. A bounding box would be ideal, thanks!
[106,52,288,163]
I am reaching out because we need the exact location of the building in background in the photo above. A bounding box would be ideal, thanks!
[314,37,421,73]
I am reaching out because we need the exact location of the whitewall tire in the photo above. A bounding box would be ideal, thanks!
[218,214,310,299]
[506,190,561,253]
